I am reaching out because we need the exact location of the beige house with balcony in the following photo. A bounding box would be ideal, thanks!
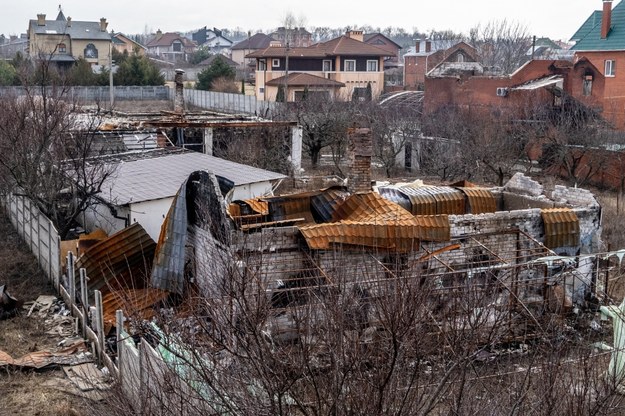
[247,30,393,101]
[28,11,112,67]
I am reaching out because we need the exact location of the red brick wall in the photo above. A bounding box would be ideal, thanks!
[575,51,625,128]
[424,60,605,118]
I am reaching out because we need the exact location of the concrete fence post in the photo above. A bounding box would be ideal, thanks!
[94,290,105,362]
[80,268,88,337]
[116,309,124,380]
[67,251,75,308]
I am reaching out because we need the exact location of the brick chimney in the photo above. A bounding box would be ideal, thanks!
[174,69,185,114]
[415,39,421,53]
[347,128,373,194]
[346,30,364,42]
[37,14,46,26]
[425,39,432,53]
[156,29,163,41]
[99,18,108,32]
[602,0,613,39]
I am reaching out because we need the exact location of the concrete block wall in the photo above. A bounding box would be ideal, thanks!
[552,185,599,208]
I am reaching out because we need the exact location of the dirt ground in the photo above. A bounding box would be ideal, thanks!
[0,210,105,416]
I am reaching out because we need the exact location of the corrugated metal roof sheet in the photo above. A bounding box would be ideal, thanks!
[541,208,580,249]
[76,223,156,296]
[300,192,421,251]
[267,193,316,223]
[414,215,451,242]
[151,186,187,294]
[299,221,420,251]
[458,188,497,214]
[332,192,417,223]
[102,288,169,332]
[378,187,413,213]
[100,149,286,205]
[242,199,269,215]
[397,186,439,215]
[310,186,350,223]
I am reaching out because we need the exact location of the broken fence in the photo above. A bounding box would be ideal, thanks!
[1,193,193,411]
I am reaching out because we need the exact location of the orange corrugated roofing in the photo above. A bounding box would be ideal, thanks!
[541,208,580,249]
[75,223,156,296]
[301,193,421,251]
[458,188,497,214]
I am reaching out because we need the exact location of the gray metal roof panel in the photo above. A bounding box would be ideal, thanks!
[100,150,286,205]
[29,20,112,41]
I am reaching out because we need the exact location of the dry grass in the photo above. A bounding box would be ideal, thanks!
[0,209,99,416]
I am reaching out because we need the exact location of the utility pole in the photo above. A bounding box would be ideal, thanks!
[109,42,114,109]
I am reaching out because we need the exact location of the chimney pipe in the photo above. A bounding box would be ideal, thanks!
[67,17,72,27]
[37,14,46,26]
[347,128,373,194]
[174,69,185,114]
[602,0,613,39]
[100,18,108,32]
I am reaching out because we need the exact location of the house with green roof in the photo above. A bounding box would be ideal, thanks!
[571,0,625,128]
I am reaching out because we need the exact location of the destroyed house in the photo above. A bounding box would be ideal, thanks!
[144,129,602,343]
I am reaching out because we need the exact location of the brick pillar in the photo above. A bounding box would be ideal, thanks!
[174,69,185,114]
[348,128,373,194]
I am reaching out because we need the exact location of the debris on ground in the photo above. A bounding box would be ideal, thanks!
[0,338,92,369]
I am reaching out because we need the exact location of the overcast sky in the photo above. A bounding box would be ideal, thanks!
[1,0,605,42]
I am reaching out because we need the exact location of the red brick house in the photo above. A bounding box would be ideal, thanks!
[571,0,625,128]
[424,58,605,119]
[404,40,478,89]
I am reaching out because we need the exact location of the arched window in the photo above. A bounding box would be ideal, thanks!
[84,43,98,59]
[457,53,465,63]
[57,43,66,53]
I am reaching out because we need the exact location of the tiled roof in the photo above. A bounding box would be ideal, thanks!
[571,10,602,42]
[571,2,625,51]
[266,72,345,87]
[198,54,238,67]
[146,33,195,48]
[99,148,286,205]
[28,19,111,41]
[247,35,391,58]
[232,33,275,50]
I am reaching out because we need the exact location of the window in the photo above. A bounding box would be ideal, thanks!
[57,43,66,53]
[366,60,378,72]
[172,41,182,52]
[258,59,267,70]
[84,43,98,59]
[457,53,465,63]
[322,60,332,72]
[605,59,616,76]
[345,60,356,72]
[583,74,593,96]
[272,58,280,68]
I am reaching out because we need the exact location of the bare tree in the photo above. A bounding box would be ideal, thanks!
[0,55,116,238]
[469,19,531,75]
